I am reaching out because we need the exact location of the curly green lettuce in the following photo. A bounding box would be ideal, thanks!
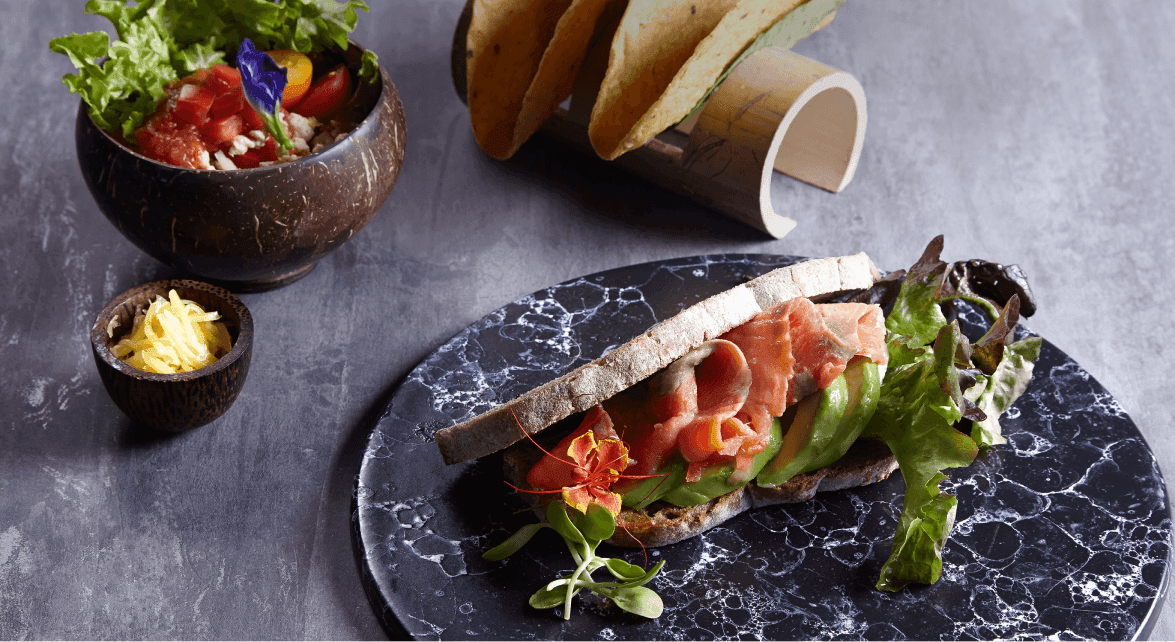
[865,237,1041,591]
[50,0,374,138]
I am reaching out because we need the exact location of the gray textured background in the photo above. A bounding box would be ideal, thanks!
[3,0,1173,639]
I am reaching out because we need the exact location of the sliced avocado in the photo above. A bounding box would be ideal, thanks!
[661,418,784,507]
[756,374,849,486]
[618,459,686,510]
[798,359,881,474]
[756,359,880,487]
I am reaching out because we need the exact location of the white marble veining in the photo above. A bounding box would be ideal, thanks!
[357,256,1170,640]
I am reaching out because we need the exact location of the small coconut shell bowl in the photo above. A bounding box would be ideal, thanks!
[91,280,253,431]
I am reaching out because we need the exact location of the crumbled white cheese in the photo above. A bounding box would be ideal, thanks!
[285,112,319,142]
[213,150,237,170]
[228,133,263,157]
[289,136,310,156]
[212,117,324,169]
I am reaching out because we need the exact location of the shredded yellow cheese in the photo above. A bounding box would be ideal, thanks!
[111,289,233,374]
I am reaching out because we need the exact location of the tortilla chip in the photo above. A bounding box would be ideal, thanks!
[467,0,623,160]
[467,0,575,159]
[589,0,807,160]
[508,0,623,158]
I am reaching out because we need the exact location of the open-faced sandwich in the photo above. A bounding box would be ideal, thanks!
[436,237,1041,619]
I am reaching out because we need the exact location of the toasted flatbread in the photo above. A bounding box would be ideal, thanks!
[465,0,624,160]
[589,0,811,160]
[436,252,880,465]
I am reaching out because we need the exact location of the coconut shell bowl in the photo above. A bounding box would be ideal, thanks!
[75,43,406,292]
[91,280,253,432]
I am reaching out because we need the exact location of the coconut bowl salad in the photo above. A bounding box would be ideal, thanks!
[51,0,380,170]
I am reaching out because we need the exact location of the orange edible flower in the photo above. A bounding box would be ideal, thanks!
[560,430,629,516]
[521,406,653,518]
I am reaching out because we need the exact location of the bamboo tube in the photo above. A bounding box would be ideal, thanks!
[542,47,866,238]
[680,47,867,234]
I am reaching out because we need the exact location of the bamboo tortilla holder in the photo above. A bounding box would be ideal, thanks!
[449,0,867,239]
[542,47,867,239]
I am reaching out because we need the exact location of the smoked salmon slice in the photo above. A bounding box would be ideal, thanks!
[604,339,753,482]
[543,299,889,489]
[720,299,888,480]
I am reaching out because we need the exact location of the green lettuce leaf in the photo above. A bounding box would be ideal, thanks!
[173,40,227,75]
[359,49,381,84]
[284,0,366,52]
[51,0,372,136]
[864,324,978,591]
[883,249,950,348]
[50,13,177,138]
[877,470,959,592]
[965,336,1042,449]
[866,237,1040,591]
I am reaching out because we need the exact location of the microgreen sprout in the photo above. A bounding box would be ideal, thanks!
[483,501,664,620]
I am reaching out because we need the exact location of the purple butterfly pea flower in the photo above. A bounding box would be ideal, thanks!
[237,38,294,152]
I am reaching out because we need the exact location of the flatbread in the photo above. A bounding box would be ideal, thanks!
[467,0,623,159]
[589,0,808,160]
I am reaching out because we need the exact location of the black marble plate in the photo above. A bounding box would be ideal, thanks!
[353,255,1171,640]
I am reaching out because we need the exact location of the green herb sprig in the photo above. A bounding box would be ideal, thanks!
[484,501,665,620]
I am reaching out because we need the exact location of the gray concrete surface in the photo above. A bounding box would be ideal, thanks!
[2,0,1172,638]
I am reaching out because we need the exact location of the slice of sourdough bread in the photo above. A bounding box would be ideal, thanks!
[501,435,897,548]
[436,253,881,465]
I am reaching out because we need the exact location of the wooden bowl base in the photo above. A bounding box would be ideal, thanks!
[205,262,318,293]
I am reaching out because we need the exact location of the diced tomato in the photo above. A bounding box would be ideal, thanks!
[209,85,245,120]
[255,137,278,162]
[231,150,261,169]
[291,64,351,118]
[201,114,245,147]
[175,83,216,125]
[136,117,207,168]
[240,104,264,131]
[204,75,229,95]
[131,60,324,169]
[180,68,213,86]
[134,105,210,169]
[134,124,162,155]
[205,64,242,93]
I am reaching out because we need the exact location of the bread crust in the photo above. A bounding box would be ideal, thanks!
[437,253,880,464]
